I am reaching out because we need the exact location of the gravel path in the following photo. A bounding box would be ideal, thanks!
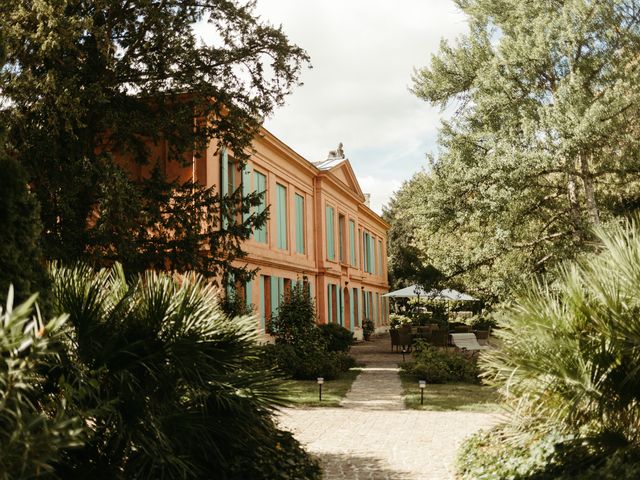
[277,335,499,480]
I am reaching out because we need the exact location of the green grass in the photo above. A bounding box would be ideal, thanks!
[401,374,501,412]
[281,369,361,407]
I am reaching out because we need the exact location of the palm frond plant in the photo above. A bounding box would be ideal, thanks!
[0,287,83,479]
[481,219,640,452]
[49,263,320,479]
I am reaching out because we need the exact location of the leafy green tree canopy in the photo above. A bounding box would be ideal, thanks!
[1,0,308,281]
[407,0,640,299]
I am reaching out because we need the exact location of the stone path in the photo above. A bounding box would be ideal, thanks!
[277,335,499,480]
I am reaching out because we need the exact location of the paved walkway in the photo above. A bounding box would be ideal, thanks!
[277,334,499,480]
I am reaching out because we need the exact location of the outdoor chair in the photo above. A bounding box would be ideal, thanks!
[428,329,450,348]
[397,326,413,352]
[473,328,491,346]
[450,333,489,353]
[390,329,401,352]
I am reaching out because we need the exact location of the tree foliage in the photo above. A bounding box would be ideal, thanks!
[404,0,640,299]
[0,288,83,479]
[482,219,640,449]
[0,0,308,281]
[48,263,319,479]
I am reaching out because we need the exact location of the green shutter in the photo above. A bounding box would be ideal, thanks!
[221,149,229,229]
[245,280,253,310]
[327,284,333,323]
[338,288,343,326]
[326,206,335,260]
[338,216,344,263]
[242,165,251,222]
[295,194,304,254]
[349,289,355,332]
[259,276,266,332]
[378,240,383,276]
[270,276,279,321]
[276,184,287,249]
[374,293,379,324]
[369,235,375,274]
[254,172,267,243]
[349,220,356,267]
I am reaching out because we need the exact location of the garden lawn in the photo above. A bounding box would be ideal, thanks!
[401,375,501,412]
[282,369,361,407]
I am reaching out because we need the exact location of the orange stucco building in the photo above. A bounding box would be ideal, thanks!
[122,127,390,339]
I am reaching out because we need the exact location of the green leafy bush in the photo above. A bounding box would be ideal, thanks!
[0,156,50,308]
[459,220,640,479]
[266,283,355,381]
[389,313,412,330]
[458,425,640,480]
[0,288,83,478]
[262,343,354,380]
[481,221,640,447]
[363,318,375,339]
[402,341,480,383]
[319,323,354,352]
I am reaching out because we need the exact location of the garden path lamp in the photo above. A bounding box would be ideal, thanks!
[317,377,324,402]
[419,380,426,406]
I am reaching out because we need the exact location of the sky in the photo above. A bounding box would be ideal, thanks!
[249,0,469,214]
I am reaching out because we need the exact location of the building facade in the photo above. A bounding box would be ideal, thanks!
[123,127,390,338]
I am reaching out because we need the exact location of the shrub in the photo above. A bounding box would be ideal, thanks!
[402,341,480,383]
[269,282,317,346]
[0,155,50,308]
[363,318,375,339]
[389,313,412,330]
[469,310,497,331]
[48,263,319,479]
[458,425,640,480]
[0,288,83,478]
[262,343,354,380]
[319,323,354,352]
[265,283,355,381]
[480,220,640,448]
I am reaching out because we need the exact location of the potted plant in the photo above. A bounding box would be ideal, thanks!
[363,318,375,341]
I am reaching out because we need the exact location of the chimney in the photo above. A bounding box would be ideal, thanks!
[364,193,371,207]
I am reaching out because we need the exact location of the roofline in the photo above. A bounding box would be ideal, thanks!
[255,127,319,176]
[257,125,389,230]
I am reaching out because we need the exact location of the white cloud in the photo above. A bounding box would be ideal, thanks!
[200,1,469,211]
[358,176,403,215]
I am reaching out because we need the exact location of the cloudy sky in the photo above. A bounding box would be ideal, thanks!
[233,1,469,213]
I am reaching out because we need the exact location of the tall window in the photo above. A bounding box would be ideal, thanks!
[220,148,242,228]
[378,239,383,276]
[254,171,267,243]
[276,183,287,249]
[295,193,305,254]
[326,205,335,260]
[349,220,356,267]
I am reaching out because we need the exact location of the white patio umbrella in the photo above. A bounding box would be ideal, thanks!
[382,284,477,301]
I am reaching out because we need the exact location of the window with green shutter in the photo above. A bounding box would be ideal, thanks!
[349,220,356,267]
[254,171,267,243]
[378,239,383,276]
[295,193,304,254]
[326,205,335,260]
[276,183,287,249]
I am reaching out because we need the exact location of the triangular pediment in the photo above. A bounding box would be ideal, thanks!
[326,159,365,200]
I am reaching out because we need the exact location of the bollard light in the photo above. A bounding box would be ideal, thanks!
[419,380,426,406]
[317,377,324,402]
